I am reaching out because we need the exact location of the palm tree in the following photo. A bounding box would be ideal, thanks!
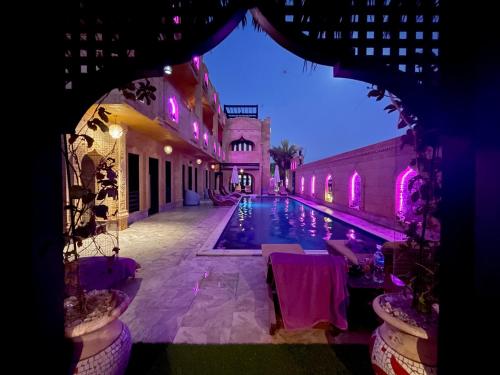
[269,139,302,181]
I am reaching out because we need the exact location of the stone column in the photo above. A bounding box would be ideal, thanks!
[117,127,129,230]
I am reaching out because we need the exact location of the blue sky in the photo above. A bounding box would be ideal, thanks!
[204,19,403,163]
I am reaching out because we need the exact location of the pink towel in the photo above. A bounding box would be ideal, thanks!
[270,253,349,330]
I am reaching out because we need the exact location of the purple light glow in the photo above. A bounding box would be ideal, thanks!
[300,176,305,193]
[173,16,181,24]
[222,151,225,160]
[192,56,200,70]
[311,176,316,194]
[218,104,221,114]
[350,171,361,208]
[204,73,208,86]
[213,93,217,103]
[325,174,333,202]
[396,166,417,219]
[168,96,179,123]
[193,122,199,139]
[203,132,208,147]
[213,142,217,154]
[218,145,221,157]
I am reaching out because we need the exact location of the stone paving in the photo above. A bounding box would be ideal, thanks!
[116,204,370,345]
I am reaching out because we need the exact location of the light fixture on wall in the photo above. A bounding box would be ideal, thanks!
[109,124,124,139]
[196,159,202,165]
[164,145,173,154]
[163,65,173,75]
[239,168,244,174]
[210,164,215,170]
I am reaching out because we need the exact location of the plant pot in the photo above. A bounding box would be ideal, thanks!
[370,293,438,375]
[65,290,131,375]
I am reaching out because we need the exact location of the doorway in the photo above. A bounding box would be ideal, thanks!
[149,157,159,215]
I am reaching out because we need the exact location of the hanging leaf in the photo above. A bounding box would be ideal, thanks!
[69,185,89,199]
[97,107,111,122]
[96,189,108,200]
[368,89,380,98]
[68,134,79,144]
[92,118,109,133]
[384,104,396,111]
[397,117,408,129]
[82,192,96,204]
[81,134,94,148]
[93,204,109,219]
[107,187,118,199]
[122,90,136,100]
[86,119,97,131]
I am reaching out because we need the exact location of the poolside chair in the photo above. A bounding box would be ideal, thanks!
[207,189,235,206]
[266,253,348,334]
[221,186,242,198]
[261,243,304,264]
[279,186,288,196]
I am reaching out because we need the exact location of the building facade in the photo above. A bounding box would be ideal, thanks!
[219,115,271,195]
[67,57,232,230]
[294,137,415,230]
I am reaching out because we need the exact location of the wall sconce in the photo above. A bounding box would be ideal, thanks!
[164,145,173,154]
[109,124,124,139]
[164,65,173,75]
[196,159,202,165]
[239,168,244,174]
[210,164,215,170]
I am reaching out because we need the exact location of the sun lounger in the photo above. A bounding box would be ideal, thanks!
[267,253,348,334]
[208,189,235,206]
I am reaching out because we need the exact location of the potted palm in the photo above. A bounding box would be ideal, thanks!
[367,86,440,375]
[63,80,156,374]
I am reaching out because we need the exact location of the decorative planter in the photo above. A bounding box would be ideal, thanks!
[370,294,438,375]
[65,290,131,375]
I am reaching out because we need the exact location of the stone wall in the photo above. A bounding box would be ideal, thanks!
[294,137,415,230]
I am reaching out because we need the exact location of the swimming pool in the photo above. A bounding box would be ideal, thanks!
[214,196,385,250]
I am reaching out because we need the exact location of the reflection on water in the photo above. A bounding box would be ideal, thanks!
[215,196,383,250]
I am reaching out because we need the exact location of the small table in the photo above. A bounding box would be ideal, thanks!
[347,273,384,330]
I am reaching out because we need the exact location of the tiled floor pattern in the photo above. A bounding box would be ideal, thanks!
[117,204,373,345]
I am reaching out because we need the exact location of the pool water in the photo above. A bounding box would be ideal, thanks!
[214,196,385,250]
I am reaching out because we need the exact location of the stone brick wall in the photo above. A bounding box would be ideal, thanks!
[294,137,415,230]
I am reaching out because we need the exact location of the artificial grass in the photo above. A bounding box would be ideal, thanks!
[126,343,373,375]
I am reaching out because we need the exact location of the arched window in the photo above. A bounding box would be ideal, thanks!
[300,176,305,193]
[325,174,333,202]
[231,137,254,152]
[349,171,361,209]
[396,166,419,222]
[238,173,253,192]
[167,96,179,123]
[311,175,316,195]
[192,121,199,140]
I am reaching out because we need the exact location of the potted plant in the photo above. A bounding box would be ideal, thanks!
[63,80,156,374]
[367,86,440,375]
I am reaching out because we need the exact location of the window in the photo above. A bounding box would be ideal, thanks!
[349,171,361,209]
[231,137,254,152]
[395,167,419,222]
[167,96,179,123]
[325,175,333,202]
[192,122,199,140]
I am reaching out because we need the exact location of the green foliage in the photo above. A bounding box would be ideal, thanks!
[369,85,440,314]
[270,139,303,180]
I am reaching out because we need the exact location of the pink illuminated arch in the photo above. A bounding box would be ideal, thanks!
[349,171,361,209]
[192,122,199,139]
[204,73,209,87]
[300,176,305,193]
[192,56,200,70]
[167,96,179,123]
[325,174,333,202]
[396,166,418,221]
[213,141,217,154]
[203,132,208,147]
[311,175,316,195]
